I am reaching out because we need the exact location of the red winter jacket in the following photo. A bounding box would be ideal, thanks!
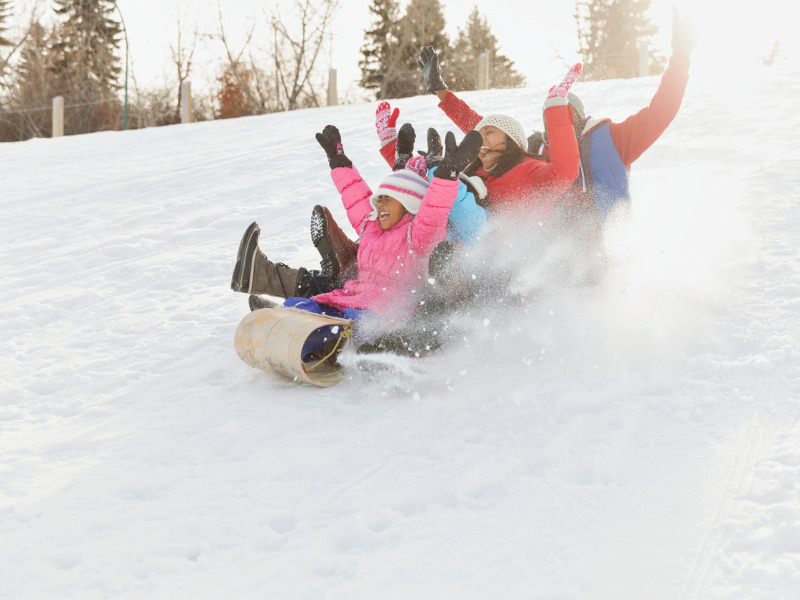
[532,57,690,228]
[606,57,689,166]
[437,93,579,221]
[533,58,690,169]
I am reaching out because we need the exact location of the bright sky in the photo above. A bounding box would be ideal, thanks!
[11,0,796,98]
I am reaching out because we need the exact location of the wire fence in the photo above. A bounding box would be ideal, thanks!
[0,47,654,141]
[0,96,119,116]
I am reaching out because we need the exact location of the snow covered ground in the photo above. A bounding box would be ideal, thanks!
[2,61,800,599]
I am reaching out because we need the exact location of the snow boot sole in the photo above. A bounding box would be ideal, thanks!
[310,205,359,283]
[249,295,280,312]
[231,221,260,292]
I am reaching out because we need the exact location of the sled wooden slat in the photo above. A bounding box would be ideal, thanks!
[234,307,354,388]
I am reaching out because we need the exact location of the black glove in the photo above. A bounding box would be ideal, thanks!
[417,127,443,169]
[417,46,447,94]
[671,7,696,61]
[433,130,483,180]
[392,123,416,171]
[315,124,352,169]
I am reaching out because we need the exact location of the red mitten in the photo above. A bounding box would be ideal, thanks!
[376,101,400,147]
[376,101,400,165]
[544,63,582,109]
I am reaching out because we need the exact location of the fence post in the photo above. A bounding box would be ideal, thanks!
[477,53,490,90]
[180,81,192,123]
[638,41,649,77]
[327,69,338,106]
[52,96,64,138]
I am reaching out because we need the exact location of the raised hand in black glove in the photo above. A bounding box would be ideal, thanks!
[417,46,447,94]
[433,130,483,180]
[417,127,443,169]
[315,124,352,169]
[393,123,416,171]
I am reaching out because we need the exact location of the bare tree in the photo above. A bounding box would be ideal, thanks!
[267,0,338,111]
[216,3,265,115]
[125,69,214,130]
[169,13,198,121]
[215,0,338,116]
[128,71,172,128]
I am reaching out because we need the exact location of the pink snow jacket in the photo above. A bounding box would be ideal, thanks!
[313,165,459,328]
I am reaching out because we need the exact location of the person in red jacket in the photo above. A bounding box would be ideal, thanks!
[528,10,694,226]
[421,8,695,232]
[417,54,582,222]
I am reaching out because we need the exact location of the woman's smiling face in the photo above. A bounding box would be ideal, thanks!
[478,125,508,170]
[375,195,407,230]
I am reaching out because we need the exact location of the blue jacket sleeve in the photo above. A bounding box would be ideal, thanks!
[437,172,488,244]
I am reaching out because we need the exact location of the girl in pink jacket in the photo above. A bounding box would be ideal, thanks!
[283,125,482,348]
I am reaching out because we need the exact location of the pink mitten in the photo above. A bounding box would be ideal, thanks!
[544,63,582,108]
[376,101,400,148]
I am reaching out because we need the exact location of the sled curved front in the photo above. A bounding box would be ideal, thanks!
[234,307,354,387]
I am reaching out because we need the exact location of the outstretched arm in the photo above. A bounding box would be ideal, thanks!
[610,8,694,165]
[437,91,484,134]
[317,125,373,230]
[417,45,484,133]
[541,64,583,183]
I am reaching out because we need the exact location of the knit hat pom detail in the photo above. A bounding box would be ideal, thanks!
[405,155,429,179]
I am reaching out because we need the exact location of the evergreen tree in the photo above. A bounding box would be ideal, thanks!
[358,0,403,99]
[0,22,60,141]
[393,0,449,98]
[16,22,57,99]
[575,0,661,80]
[0,0,13,47]
[448,6,525,92]
[50,0,124,132]
[52,0,123,87]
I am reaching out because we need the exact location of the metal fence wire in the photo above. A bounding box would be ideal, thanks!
[0,97,119,116]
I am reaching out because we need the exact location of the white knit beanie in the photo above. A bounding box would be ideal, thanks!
[369,169,429,216]
[474,114,527,152]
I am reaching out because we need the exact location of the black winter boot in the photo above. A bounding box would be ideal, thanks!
[295,268,338,297]
[231,223,302,297]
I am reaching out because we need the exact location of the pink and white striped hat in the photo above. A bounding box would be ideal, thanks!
[369,167,428,216]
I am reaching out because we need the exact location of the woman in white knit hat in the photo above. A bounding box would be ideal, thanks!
[417,46,581,221]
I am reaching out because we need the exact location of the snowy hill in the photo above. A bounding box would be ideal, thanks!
[2,63,800,598]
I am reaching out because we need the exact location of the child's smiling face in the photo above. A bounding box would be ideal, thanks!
[375,195,408,231]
